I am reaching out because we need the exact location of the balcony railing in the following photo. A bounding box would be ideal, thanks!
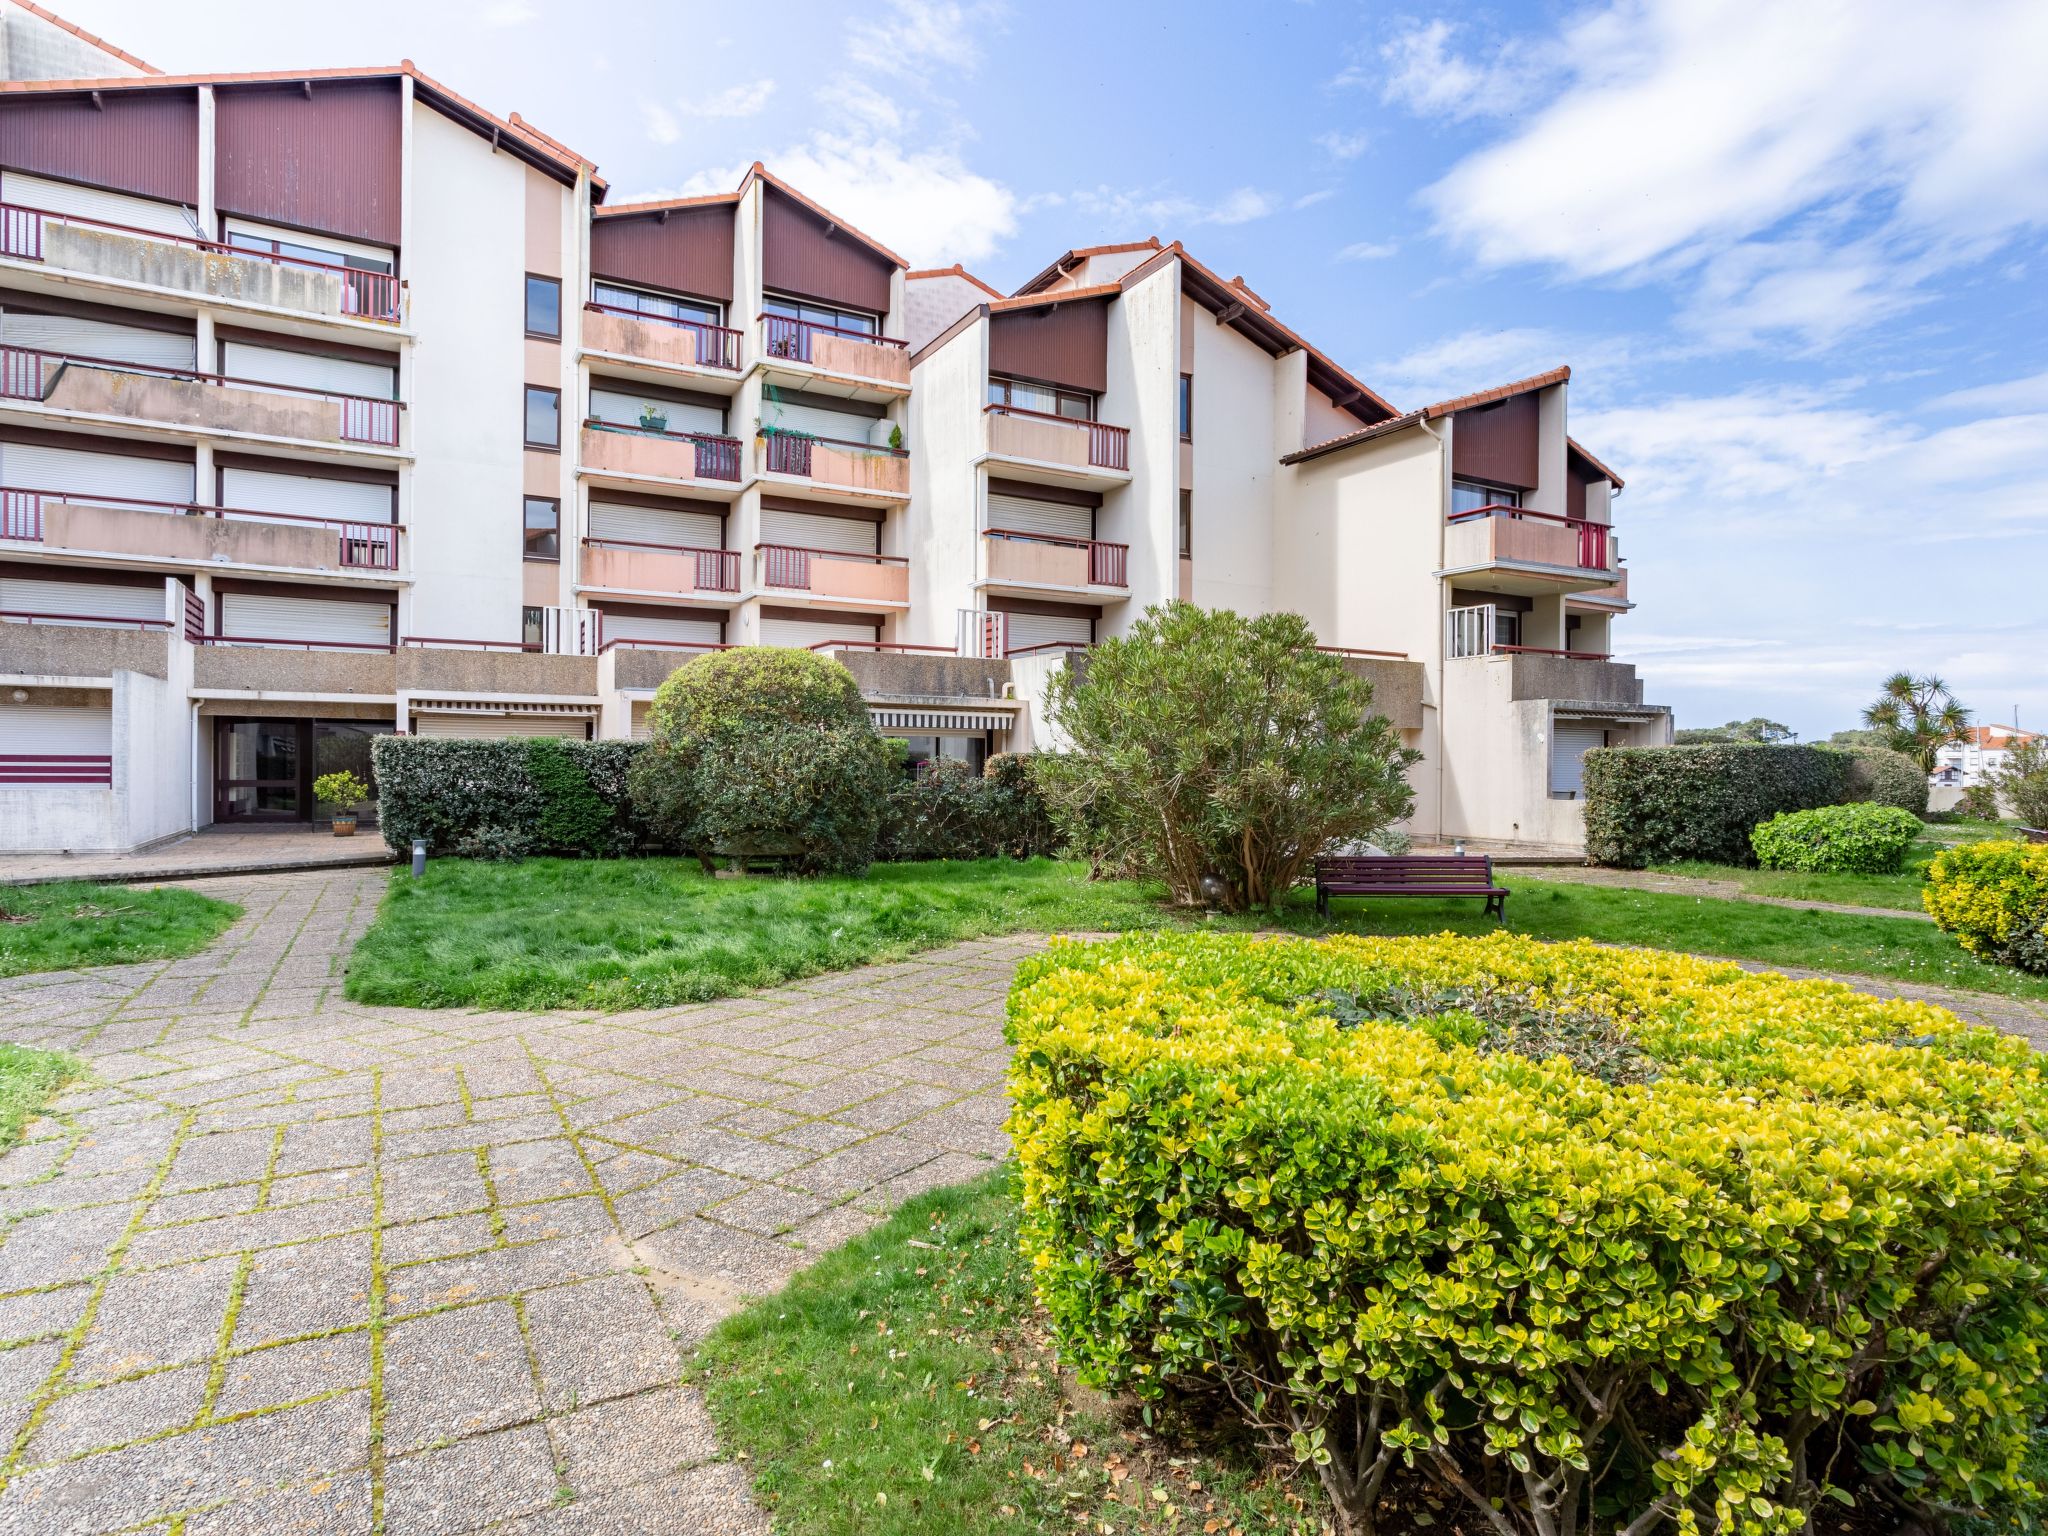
[756,542,908,591]
[583,302,743,371]
[581,419,743,482]
[760,314,908,363]
[984,403,1130,471]
[0,346,403,446]
[0,485,401,570]
[2,606,169,629]
[806,640,955,654]
[1446,604,1611,662]
[596,636,731,655]
[1005,640,1092,659]
[0,201,402,322]
[758,428,910,497]
[1447,503,1613,571]
[984,526,1129,587]
[204,634,395,652]
[580,535,740,593]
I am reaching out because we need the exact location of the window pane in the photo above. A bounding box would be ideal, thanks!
[524,387,559,448]
[987,379,1008,407]
[1009,380,1056,414]
[1057,392,1094,421]
[525,275,561,338]
[1178,375,1192,437]
[1453,480,1518,514]
[522,606,545,647]
[1494,612,1520,648]
[523,497,559,560]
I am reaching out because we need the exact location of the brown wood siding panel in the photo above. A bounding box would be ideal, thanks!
[1450,394,1540,490]
[757,494,883,523]
[0,558,164,587]
[988,300,1109,394]
[0,423,194,462]
[760,188,891,313]
[590,206,735,303]
[986,476,1100,509]
[0,90,199,205]
[1565,463,1594,521]
[214,81,402,248]
[988,595,1098,621]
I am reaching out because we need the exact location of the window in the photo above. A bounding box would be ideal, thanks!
[1452,479,1520,516]
[524,275,561,340]
[522,606,546,649]
[1493,609,1521,649]
[764,293,879,337]
[1178,490,1193,559]
[593,281,721,329]
[988,375,1094,420]
[523,497,560,561]
[1178,374,1193,439]
[225,229,391,275]
[895,734,988,779]
[524,385,561,450]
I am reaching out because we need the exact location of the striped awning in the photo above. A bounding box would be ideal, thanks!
[408,699,598,717]
[868,707,1014,732]
[1553,707,1666,723]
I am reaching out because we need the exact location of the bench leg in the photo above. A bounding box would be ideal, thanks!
[1489,893,1508,924]
[1316,888,1328,917]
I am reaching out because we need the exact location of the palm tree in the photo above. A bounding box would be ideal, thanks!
[1861,672,1972,774]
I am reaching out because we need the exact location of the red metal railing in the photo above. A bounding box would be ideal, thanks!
[0,345,403,446]
[1447,503,1612,571]
[983,403,1130,471]
[1,607,169,629]
[582,419,742,481]
[0,753,112,785]
[0,485,401,569]
[760,313,908,364]
[1492,643,1613,662]
[583,302,742,370]
[398,636,536,651]
[183,585,205,641]
[983,527,1130,587]
[806,640,955,654]
[755,542,907,590]
[595,636,732,654]
[0,200,403,322]
[760,429,908,478]
[581,535,739,592]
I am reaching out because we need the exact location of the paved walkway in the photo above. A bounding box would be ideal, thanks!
[0,868,1029,1534]
[3,827,395,888]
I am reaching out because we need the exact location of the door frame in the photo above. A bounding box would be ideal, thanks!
[213,716,311,823]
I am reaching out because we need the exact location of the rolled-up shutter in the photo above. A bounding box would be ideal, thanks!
[0,443,193,502]
[630,701,653,741]
[1550,723,1607,797]
[588,389,724,437]
[763,401,880,443]
[987,492,1090,540]
[3,172,200,239]
[0,311,196,371]
[1001,610,1092,653]
[218,591,390,646]
[413,713,589,739]
[220,342,395,400]
[220,467,392,524]
[0,703,111,751]
[759,614,879,649]
[0,573,163,623]
[587,499,721,549]
[595,607,721,646]
[759,506,877,555]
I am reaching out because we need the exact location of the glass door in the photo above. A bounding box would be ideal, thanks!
[215,719,306,821]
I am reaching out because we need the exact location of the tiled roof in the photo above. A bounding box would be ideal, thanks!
[1566,436,1625,491]
[986,282,1121,312]
[12,1,158,73]
[906,263,1003,297]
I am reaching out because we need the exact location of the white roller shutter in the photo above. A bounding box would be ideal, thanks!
[0,703,111,752]
[221,218,392,272]
[0,443,193,502]
[762,401,881,443]
[0,574,164,624]
[0,310,196,370]
[413,714,589,739]
[595,607,721,646]
[220,467,392,524]
[1550,723,1607,797]
[1001,610,1092,654]
[220,342,395,401]
[758,507,878,555]
[3,172,200,239]
[630,702,653,742]
[589,389,724,437]
[987,492,1091,540]
[759,615,878,650]
[587,499,721,549]
[218,591,391,646]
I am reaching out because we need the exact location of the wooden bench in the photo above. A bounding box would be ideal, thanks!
[2021,826,2048,845]
[1314,854,1509,921]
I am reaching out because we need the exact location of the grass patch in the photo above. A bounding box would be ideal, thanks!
[1653,824,2026,914]
[343,855,2048,1011]
[695,1170,1317,1535]
[0,881,240,979]
[0,1042,82,1151]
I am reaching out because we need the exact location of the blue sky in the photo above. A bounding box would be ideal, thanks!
[64,0,2048,740]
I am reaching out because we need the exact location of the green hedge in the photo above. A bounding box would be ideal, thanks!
[371,738,643,859]
[1582,743,1849,867]
[1750,802,1922,873]
[1008,930,2048,1534]
[1924,840,2048,974]
[1831,744,1930,815]
[879,753,1061,862]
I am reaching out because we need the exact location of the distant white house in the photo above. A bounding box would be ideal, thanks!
[1933,724,2043,786]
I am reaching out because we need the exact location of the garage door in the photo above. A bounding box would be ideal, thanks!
[220,342,396,401]
[2,172,199,239]
[759,506,877,555]
[0,573,163,624]
[587,499,721,549]
[987,492,1090,540]
[1550,723,1607,797]
[218,591,391,646]
[412,713,591,739]
[0,442,193,503]
[0,309,195,371]
[220,467,393,524]
[759,614,879,650]
[595,607,721,646]
[1000,610,1092,654]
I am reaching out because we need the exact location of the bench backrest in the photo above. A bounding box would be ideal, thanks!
[1316,854,1495,887]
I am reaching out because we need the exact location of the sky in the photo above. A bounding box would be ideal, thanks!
[55,0,2048,741]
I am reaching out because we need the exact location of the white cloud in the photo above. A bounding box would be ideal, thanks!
[846,0,1002,82]
[1930,368,2048,415]
[670,78,776,120]
[479,0,536,25]
[1377,18,1555,121]
[1365,327,1630,405]
[1336,239,1398,262]
[1072,184,1279,231]
[641,103,679,146]
[1316,130,1369,161]
[1294,189,1336,211]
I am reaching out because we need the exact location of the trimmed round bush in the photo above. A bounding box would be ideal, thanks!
[645,645,869,739]
[1831,744,1930,815]
[1924,839,2048,974]
[1008,932,2048,1535]
[1749,801,1921,873]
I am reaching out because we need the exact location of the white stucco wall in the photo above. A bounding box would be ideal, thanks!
[904,315,987,648]
[1,2,147,81]
[1095,262,1180,631]
[114,638,194,848]
[905,274,989,352]
[1188,312,1284,618]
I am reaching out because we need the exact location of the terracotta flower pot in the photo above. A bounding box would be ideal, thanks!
[332,814,358,838]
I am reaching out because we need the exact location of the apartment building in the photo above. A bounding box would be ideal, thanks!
[0,25,1665,858]
[1934,724,2041,788]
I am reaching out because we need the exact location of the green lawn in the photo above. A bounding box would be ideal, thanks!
[0,881,241,980]
[1653,823,2026,914]
[695,1170,1310,1535]
[0,1043,82,1151]
[344,855,2048,1011]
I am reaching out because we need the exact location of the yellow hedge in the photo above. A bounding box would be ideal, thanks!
[1007,931,2048,1536]
[1925,839,2048,975]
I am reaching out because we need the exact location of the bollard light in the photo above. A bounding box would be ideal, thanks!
[1452,840,1466,857]
[412,839,427,878]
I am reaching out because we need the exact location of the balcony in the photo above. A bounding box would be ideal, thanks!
[983,404,1131,489]
[578,537,740,599]
[754,543,909,609]
[579,420,744,494]
[2,488,400,578]
[0,348,402,450]
[981,528,1129,596]
[0,203,402,325]
[581,303,744,391]
[1440,505,1621,595]
[1,615,173,681]
[756,429,908,502]
[758,315,910,398]
[194,642,398,695]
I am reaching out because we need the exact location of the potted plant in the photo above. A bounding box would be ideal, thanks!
[314,770,370,837]
[638,402,668,432]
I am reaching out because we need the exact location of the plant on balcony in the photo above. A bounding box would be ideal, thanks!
[887,422,904,452]
[628,647,893,875]
[638,402,668,432]
[1036,602,1417,912]
[1861,670,1972,774]
[1751,802,1921,874]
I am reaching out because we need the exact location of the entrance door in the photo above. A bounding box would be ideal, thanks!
[215,718,305,820]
